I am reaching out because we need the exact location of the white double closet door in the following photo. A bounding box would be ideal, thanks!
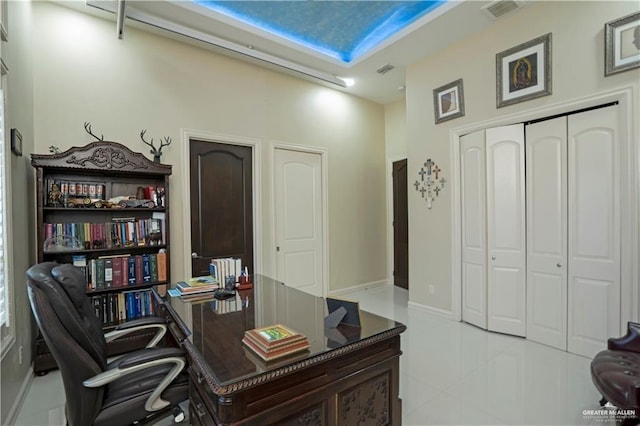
[461,105,620,358]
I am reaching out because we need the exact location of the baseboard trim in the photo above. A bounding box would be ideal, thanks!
[329,280,388,298]
[4,365,34,425]
[408,301,455,320]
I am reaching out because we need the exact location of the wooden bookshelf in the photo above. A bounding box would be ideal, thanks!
[31,141,172,375]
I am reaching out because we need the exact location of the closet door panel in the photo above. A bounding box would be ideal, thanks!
[525,117,567,350]
[460,130,487,329]
[486,124,526,337]
[567,106,620,358]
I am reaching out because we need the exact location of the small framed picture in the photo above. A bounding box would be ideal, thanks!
[11,128,22,157]
[433,78,465,124]
[496,33,552,108]
[605,11,640,76]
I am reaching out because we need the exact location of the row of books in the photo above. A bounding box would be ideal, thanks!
[242,324,309,361]
[210,257,244,283]
[73,252,167,290]
[90,289,155,326]
[44,217,165,251]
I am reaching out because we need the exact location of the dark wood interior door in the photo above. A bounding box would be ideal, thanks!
[190,140,254,277]
[392,159,408,289]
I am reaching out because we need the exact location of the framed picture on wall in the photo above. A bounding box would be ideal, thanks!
[496,33,552,108]
[11,128,22,157]
[605,11,640,76]
[433,78,465,124]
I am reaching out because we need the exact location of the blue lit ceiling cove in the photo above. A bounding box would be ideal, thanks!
[194,1,446,63]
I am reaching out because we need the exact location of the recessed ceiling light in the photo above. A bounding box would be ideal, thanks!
[337,77,355,87]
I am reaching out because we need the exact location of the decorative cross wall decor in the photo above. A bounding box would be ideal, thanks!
[414,158,446,209]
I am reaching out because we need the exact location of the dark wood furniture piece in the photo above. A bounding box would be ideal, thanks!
[591,321,640,426]
[155,275,406,425]
[31,141,172,374]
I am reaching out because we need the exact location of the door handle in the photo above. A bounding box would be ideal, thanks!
[556,263,562,268]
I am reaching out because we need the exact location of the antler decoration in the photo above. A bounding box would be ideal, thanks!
[83,122,104,141]
[140,130,172,163]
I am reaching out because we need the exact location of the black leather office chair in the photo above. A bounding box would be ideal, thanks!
[27,262,189,426]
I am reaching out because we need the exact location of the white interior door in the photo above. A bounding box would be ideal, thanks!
[274,148,325,297]
[525,117,568,350]
[567,105,620,358]
[460,130,487,329]
[486,124,526,337]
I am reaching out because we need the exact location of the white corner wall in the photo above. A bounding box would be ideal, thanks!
[406,1,640,316]
[31,2,387,291]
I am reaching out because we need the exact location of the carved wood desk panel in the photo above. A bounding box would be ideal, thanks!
[156,275,406,425]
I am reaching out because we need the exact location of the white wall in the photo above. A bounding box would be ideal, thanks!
[32,2,388,290]
[1,1,35,424]
[406,1,640,315]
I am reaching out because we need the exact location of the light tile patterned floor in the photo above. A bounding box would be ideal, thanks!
[14,285,614,425]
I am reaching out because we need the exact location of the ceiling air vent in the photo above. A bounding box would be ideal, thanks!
[376,64,395,75]
[481,0,525,20]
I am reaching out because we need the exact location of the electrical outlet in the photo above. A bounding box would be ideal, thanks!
[18,345,23,365]
[428,285,435,295]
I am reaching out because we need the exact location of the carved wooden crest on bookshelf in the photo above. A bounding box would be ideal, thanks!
[67,144,147,170]
[31,141,172,175]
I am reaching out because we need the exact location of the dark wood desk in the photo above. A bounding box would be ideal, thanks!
[156,275,406,425]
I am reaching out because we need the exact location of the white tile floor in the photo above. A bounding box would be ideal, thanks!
[14,285,614,425]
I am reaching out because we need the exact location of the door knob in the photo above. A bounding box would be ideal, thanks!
[491,256,496,260]
[556,263,562,268]
[191,252,198,258]
[276,246,280,252]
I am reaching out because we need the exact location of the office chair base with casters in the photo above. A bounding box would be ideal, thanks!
[27,262,189,426]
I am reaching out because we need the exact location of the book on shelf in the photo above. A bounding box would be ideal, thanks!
[157,251,167,282]
[104,258,114,288]
[242,326,310,361]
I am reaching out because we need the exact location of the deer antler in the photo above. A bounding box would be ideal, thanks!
[160,136,172,148]
[140,129,156,151]
[84,122,104,141]
[140,130,171,163]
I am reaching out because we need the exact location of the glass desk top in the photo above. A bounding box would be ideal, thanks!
[164,274,406,387]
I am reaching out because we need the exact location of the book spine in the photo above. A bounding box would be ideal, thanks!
[142,254,151,282]
[95,259,105,289]
[135,255,143,284]
[149,253,158,282]
[112,257,122,288]
[104,258,113,288]
[128,256,136,285]
[157,252,167,282]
